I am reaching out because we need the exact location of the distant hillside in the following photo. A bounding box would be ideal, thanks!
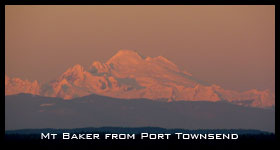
[5,93,275,132]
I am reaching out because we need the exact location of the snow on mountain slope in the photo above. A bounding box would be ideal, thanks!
[5,50,275,108]
[5,75,40,95]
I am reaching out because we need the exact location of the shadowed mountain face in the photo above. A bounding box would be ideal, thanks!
[5,50,275,108]
[5,93,274,132]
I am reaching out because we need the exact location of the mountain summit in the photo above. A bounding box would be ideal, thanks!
[107,50,145,65]
[5,50,275,108]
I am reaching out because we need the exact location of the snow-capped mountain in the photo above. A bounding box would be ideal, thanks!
[5,75,40,95]
[5,50,275,108]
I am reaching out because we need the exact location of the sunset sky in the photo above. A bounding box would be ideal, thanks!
[5,5,275,92]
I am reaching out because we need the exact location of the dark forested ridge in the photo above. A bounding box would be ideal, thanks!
[5,127,273,135]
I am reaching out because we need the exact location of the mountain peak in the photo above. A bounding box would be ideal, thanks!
[60,64,85,81]
[106,50,145,65]
[115,49,144,57]
[68,64,84,73]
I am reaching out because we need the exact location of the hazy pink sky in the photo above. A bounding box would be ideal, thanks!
[5,5,275,92]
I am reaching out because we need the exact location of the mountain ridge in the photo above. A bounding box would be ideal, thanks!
[5,49,275,108]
